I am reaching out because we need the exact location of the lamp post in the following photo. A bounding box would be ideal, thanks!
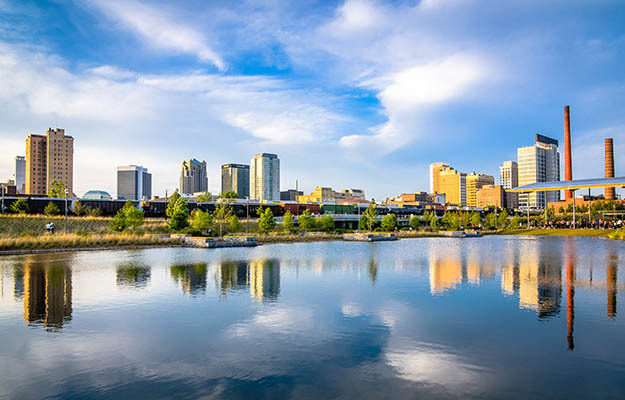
[64,188,68,234]
[1,186,4,216]
[246,196,249,235]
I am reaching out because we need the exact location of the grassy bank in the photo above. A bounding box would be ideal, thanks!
[497,228,621,239]
[253,232,342,243]
[0,215,167,236]
[0,232,182,252]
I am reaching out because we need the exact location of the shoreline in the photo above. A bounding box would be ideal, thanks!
[0,229,622,256]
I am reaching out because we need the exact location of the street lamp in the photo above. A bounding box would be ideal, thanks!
[246,196,249,235]
[1,185,4,216]
[64,188,69,234]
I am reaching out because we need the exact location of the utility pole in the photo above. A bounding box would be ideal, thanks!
[64,189,69,234]
[246,196,249,234]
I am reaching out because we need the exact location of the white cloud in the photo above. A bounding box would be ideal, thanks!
[89,0,226,70]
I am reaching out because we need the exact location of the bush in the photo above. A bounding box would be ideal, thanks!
[190,209,212,232]
[229,215,241,231]
[409,215,420,230]
[85,207,102,217]
[44,201,60,216]
[10,198,29,214]
[381,213,397,231]
[109,209,127,232]
[318,215,334,232]
[73,200,86,216]
[298,209,316,232]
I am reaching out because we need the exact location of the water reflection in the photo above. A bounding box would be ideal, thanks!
[607,252,617,319]
[19,256,73,330]
[219,259,281,301]
[116,263,151,289]
[170,263,208,295]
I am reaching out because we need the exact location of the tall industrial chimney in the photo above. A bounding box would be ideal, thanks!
[605,138,615,200]
[564,105,573,200]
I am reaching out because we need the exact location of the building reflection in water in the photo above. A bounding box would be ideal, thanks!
[18,256,73,330]
[565,239,576,350]
[219,259,280,301]
[116,263,151,289]
[171,263,208,295]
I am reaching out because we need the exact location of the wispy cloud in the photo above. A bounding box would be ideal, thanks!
[89,0,226,70]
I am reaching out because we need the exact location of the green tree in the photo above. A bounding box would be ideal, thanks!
[220,191,239,199]
[485,212,498,229]
[196,191,213,202]
[319,215,335,232]
[558,206,565,215]
[381,213,397,231]
[73,200,86,216]
[229,215,241,231]
[123,201,144,230]
[510,215,521,229]
[48,180,66,198]
[283,210,295,233]
[409,214,421,230]
[498,209,509,228]
[44,201,60,216]
[109,208,127,232]
[10,198,29,214]
[168,196,189,232]
[214,201,234,236]
[166,190,182,218]
[362,200,379,232]
[298,209,316,231]
[258,207,276,233]
[190,209,213,232]
[460,212,470,229]
[471,212,482,227]
[430,216,440,231]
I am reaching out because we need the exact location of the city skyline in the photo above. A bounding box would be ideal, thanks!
[0,0,624,200]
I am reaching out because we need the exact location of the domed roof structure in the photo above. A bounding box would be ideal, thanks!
[82,190,112,200]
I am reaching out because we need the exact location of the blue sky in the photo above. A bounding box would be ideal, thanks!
[0,0,624,199]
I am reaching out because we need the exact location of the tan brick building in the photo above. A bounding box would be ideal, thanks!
[25,128,74,196]
[466,173,495,207]
[477,185,506,209]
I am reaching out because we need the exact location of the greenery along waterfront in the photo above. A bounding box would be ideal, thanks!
[1,195,624,251]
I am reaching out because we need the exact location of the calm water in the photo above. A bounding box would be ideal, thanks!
[1,236,624,399]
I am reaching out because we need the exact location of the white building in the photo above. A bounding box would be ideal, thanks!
[499,160,519,209]
[250,153,280,201]
[517,135,560,209]
[14,156,25,194]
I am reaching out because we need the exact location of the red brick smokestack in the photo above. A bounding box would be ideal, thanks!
[605,138,615,200]
[564,106,573,200]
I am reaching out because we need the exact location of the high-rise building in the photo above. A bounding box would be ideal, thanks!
[477,184,506,208]
[429,162,450,194]
[250,153,280,201]
[14,156,25,194]
[180,159,208,195]
[438,166,466,206]
[221,163,250,198]
[25,128,74,196]
[517,134,560,209]
[466,173,495,207]
[500,161,519,209]
[117,165,152,200]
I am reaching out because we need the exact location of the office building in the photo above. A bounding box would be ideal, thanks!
[117,165,151,200]
[280,189,303,201]
[466,173,495,207]
[221,163,250,198]
[250,153,280,201]
[25,128,74,196]
[500,161,519,209]
[517,134,560,209]
[429,162,450,194]
[477,185,506,209]
[14,156,25,194]
[180,159,208,195]
[438,166,466,206]
[297,187,365,203]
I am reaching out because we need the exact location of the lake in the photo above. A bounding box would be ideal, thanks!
[1,236,624,399]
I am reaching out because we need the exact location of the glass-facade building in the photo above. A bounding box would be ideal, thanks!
[517,134,560,209]
[116,165,152,201]
[221,164,250,198]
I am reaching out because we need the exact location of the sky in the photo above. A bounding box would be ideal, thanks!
[0,0,624,200]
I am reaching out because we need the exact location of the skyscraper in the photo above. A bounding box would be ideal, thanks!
[250,153,280,201]
[517,134,560,209]
[429,162,450,194]
[180,159,208,195]
[437,166,466,206]
[14,156,25,194]
[221,163,250,198]
[466,173,495,207]
[25,128,74,196]
[117,165,152,200]
[500,161,519,209]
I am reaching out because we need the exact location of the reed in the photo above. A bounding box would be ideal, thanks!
[0,215,167,236]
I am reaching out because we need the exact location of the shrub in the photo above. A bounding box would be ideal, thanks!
[298,209,316,232]
[85,207,102,217]
[319,215,334,232]
[123,201,144,230]
[409,215,420,230]
[229,215,241,231]
[381,213,397,231]
[190,209,212,232]
[10,198,29,214]
[109,209,127,232]
[44,201,60,216]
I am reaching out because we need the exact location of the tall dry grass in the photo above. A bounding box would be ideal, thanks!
[0,215,167,236]
[0,232,181,251]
